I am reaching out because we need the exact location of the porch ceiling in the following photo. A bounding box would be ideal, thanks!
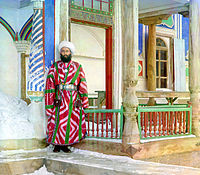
[139,0,190,18]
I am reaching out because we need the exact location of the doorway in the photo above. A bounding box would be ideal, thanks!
[70,21,113,109]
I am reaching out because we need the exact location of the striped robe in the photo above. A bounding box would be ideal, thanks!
[45,60,89,145]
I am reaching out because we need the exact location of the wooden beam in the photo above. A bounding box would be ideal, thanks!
[139,4,189,19]
[139,14,171,25]
[179,11,189,17]
[136,91,190,98]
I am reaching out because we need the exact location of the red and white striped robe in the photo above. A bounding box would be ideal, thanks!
[45,60,89,145]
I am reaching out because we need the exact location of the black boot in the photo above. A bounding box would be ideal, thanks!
[53,145,61,152]
[60,146,71,153]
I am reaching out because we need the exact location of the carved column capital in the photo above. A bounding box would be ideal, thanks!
[27,91,44,102]
[31,0,44,9]
[14,40,30,53]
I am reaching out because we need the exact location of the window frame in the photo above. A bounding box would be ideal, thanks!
[71,0,113,16]
[156,38,169,88]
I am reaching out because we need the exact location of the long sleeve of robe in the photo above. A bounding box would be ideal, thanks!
[45,60,89,145]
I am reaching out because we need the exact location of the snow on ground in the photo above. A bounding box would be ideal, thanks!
[0,92,35,139]
[23,165,54,175]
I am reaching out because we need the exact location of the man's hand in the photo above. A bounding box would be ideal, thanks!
[74,99,82,108]
[54,99,61,107]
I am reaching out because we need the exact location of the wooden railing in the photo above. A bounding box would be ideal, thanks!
[84,106,123,139]
[137,104,192,140]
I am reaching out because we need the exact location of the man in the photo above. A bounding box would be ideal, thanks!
[45,41,89,152]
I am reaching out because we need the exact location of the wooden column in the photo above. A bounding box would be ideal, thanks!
[113,0,122,109]
[121,0,140,146]
[21,53,31,104]
[147,24,156,105]
[60,0,69,41]
[189,0,200,137]
[106,27,113,109]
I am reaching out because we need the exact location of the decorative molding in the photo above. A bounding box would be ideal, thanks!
[158,15,175,30]
[20,15,33,41]
[70,9,113,26]
[139,14,171,25]
[0,16,15,40]
[28,8,45,92]
[27,91,44,102]
[71,0,113,16]
[31,0,44,9]
[139,4,189,19]
[138,60,143,77]
[14,40,30,53]
[0,16,33,41]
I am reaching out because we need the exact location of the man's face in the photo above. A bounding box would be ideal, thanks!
[60,47,71,58]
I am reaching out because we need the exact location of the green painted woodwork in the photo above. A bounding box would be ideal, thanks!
[186,67,189,77]
[71,0,113,16]
[140,133,192,140]
[162,16,174,28]
[137,104,192,140]
[84,105,123,139]
[28,96,43,102]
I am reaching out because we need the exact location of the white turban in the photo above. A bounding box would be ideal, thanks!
[58,41,75,55]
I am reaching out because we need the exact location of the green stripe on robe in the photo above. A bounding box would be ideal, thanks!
[45,89,55,94]
[54,62,62,83]
[80,78,86,82]
[70,65,81,84]
[80,93,88,97]
[65,91,73,144]
[52,88,60,143]
[79,108,83,141]
[45,105,54,109]
[47,74,55,81]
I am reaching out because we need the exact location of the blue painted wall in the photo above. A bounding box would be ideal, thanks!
[45,0,55,70]
[138,23,143,56]
[182,16,189,59]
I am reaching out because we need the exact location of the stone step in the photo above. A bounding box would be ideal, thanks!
[1,149,200,175]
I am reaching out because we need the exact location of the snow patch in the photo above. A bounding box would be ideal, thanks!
[23,165,54,175]
[0,92,35,139]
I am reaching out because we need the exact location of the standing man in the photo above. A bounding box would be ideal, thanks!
[45,41,89,152]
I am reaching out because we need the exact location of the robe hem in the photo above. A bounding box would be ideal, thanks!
[46,132,87,146]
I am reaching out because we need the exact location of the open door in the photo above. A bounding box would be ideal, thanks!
[71,20,113,109]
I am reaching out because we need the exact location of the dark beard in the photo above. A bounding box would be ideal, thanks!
[60,54,72,63]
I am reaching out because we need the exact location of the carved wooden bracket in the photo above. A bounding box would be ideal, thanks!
[139,14,171,25]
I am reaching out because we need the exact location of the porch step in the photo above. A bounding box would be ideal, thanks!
[1,149,200,175]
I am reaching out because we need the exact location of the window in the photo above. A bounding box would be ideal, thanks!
[71,0,113,16]
[156,38,168,88]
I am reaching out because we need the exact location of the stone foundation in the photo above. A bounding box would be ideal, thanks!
[0,139,47,151]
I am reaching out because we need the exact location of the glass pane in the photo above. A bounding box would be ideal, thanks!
[161,79,167,88]
[156,50,159,60]
[156,78,159,88]
[160,50,167,60]
[74,0,83,6]
[160,62,167,77]
[156,38,166,47]
[102,2,109,12]
[94,0,100,10]
[156,61,159,76]
[84,0,92,8]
